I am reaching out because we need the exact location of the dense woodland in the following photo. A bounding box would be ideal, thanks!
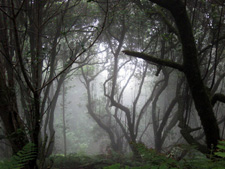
[0,0,225,169]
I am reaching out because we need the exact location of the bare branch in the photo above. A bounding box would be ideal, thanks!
[198,34,225,56]
[36,0,109,92]
[211,93,225,106]
[11,0,34,92]
[0,6,12,19]
[179,124,208,154]
[122,50,184,72]
[157,96,178,135]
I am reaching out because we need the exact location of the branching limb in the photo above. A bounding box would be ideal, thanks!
[37,0,109,92]
[211,93,225,106]
[11,0,35,93]
[178,121,208,154]
[198,34,225,56]
[122,50,184,72]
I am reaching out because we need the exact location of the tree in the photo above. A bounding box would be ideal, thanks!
[0,0,107,168]
[80,57,126,153]
[123,0,225,153]
[88,0,183,155]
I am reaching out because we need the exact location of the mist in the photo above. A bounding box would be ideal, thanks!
[0,0,225,168]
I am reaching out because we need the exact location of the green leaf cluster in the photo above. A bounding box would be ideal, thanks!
[0,143,37,169]
[215,140,225,158]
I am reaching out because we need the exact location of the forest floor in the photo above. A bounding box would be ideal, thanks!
[50,142,225,169]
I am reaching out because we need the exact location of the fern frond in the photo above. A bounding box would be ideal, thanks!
[0,143,37,169]
[215,140,225,158]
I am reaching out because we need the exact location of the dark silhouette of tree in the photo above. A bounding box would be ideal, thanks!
[80,58,126,153]
[123,0,225,153]
[0,0,107,168]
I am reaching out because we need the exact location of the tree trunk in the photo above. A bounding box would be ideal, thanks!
[62,81,67,156]
[149,0,220,149]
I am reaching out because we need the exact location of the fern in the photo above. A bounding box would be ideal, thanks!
[215,140,225,158]
[0,143,37,169]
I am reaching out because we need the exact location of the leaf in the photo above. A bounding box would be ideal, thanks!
[151,166,158,169]
[215,152,225,158]
[0,143,37,169]
[159,164,168,169]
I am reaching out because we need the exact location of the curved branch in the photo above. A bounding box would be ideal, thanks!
[179,124,208,154]
[87,104,117,147]
[113,113,130,143]
[116,59,136,103]
[157,96,178,135]
[211,93,225,106]
[122,50,183,72]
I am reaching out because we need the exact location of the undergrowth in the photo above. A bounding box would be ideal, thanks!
[0,143,36,169]
[103,140,225,169]
[4,140,223,169]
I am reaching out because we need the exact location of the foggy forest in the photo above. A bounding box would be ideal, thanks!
[0,0,225,169]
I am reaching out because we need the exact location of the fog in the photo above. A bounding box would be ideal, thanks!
[52,55,184,155]
[0,1,225,168]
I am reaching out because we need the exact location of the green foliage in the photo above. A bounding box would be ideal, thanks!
[103,163,122,169]
[179,140,225,169]
[103,141,225,169]
[0,143,37,169]
[50,141,225,169]
[215,140,225,158]
[133,142,179,168]
[173,140,225,169]
[52,153,95,168]
[103,143,180,169]
[52,153,87,168]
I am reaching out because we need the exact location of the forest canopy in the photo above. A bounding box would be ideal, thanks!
[0,0,225,169]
